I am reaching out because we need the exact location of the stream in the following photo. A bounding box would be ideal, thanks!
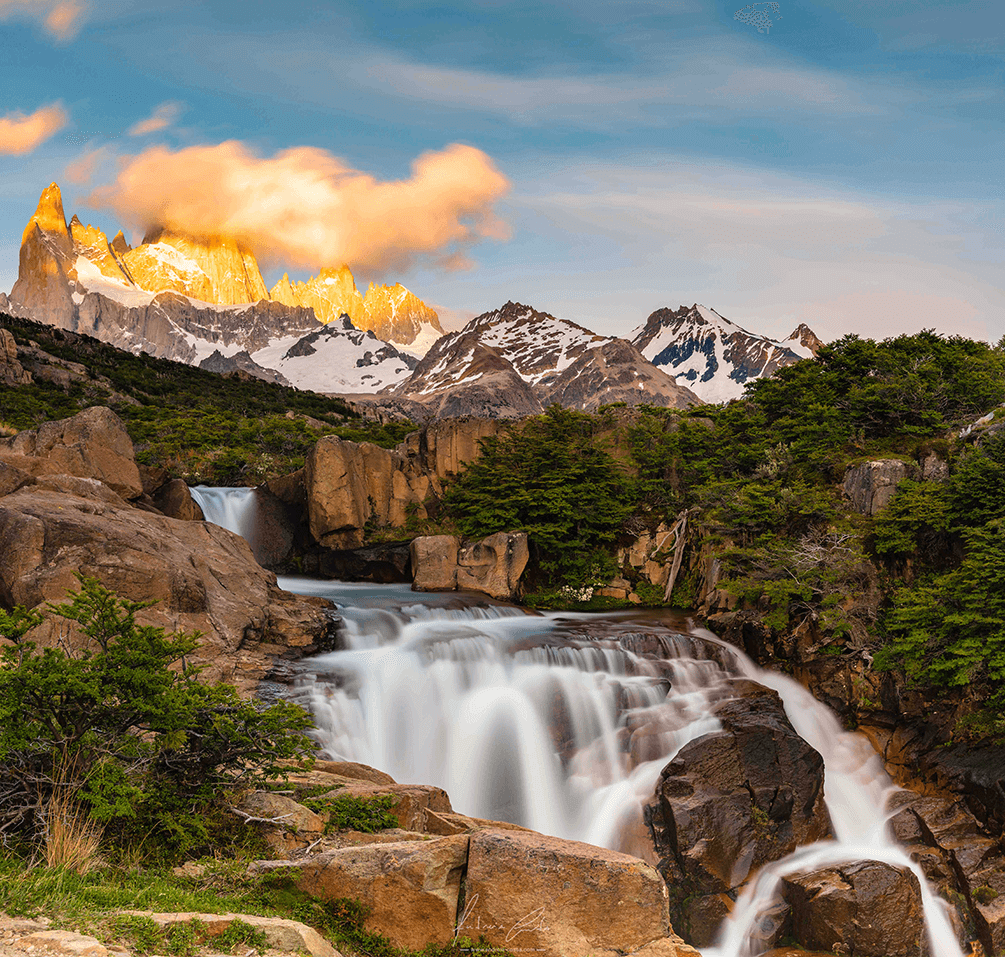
[191,486,963,957]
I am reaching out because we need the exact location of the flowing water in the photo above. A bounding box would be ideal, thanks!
[200,487,963,957]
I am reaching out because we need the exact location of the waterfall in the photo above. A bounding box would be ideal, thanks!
[189,486,260,551]
[286,580,964,957]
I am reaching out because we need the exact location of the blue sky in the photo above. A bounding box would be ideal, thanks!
[1,0,1002,343]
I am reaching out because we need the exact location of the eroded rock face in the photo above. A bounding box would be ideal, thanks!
[647,683,832,944]
[782,861,927,957]
[463,828,670,957]
[0,481,334,691]
[842,459,912,514]
[411,531,529,601]
[0,406,143,500]
[0,328,32,386]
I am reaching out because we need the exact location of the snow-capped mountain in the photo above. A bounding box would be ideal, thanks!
[4,183,420,394]
[394,301,700,416]
[630,304,818,403]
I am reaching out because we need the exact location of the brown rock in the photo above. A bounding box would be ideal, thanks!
[0,481,333,690]
[842,459,912,514]
[462,828,670,957]
[782,860,927,957]
[0,327,32,385]
[236,791,324,857]
[411,535,461,591]
[647,684,832,944]
[456,531,529,600]
[0,406,142,499]
[314,780,453,832]
[0,461,35,498]
[153,477,204,521]
[12,930,107,956]
[273,835,469,950]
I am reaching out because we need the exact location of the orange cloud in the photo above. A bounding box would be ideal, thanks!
[128,101,184,137]
[0,102,68,155]
[0,0,87,40]
[86,140,511,275]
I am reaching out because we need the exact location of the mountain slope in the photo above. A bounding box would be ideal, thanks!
[395,301,699,415]
[631,304,816,403]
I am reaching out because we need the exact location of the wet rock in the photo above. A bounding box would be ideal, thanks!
[647,683,832,944]
[411,534,463,591]
[0,406,142,499]
[842,459,912,515]
[782,860,927,957]
[320,541,412,582]
[462,827,671,957]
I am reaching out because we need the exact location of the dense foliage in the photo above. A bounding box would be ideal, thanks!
[0,313,414,483]
[444,406,634,585]
[0,577,314,857]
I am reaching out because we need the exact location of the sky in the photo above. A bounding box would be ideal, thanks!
[1,0,1002,344]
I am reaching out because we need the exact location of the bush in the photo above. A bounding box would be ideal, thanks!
[0,578,315,857]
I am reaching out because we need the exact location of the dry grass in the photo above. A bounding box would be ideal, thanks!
[43,782,103,874]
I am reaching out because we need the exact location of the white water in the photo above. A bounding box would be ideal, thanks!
[187,493,963,957]
[190,485,261,553]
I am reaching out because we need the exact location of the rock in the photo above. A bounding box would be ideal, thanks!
[411,535,462,591]
[647,684,832,944]
[842,459,912,514]
[456,531,529,600]
[319,541,412,582]
[0,481,334,691]
[411,532,529,600]
[920,452,950,482]
[0,406,143,499]
[410,416,508,481]
[462,827,670,957]
[235,791,324,857]
[12,931,107,956]
[0,327,32,385]
[0,461,35,498]
[152,477,204,521]
[313,780,453,832]
[122,912,338,957]
[268,835,470,950]
[304,436,418,549]
[782,860,927,957]
[171,861,207,879]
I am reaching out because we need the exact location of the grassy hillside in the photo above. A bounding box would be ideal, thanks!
[0,313,414,484]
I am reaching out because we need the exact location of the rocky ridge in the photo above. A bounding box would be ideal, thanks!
[4,184,433,393]
[631,304,816,403]
[394,301,701,416]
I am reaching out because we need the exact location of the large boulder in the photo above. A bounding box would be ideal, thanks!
[0,406,143,499]
[463,827,670,957]
[782,861,927,957]
[647,683,832,944]
[411,531,529,600]
[0,481,334,690]
[0,327,32,386]
[278,836,470,950]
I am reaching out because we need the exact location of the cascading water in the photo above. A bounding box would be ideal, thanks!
[189,485,260,549]
[280,579,964,957]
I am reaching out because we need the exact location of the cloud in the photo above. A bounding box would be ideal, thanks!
[0,0,87,41]
[513,161,1005,343]
[85,140,511,275]
[128,101,184,137]
[0,102,68,155]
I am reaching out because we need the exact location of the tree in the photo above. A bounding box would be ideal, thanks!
[444,406,634,585]
[0,578,314,855]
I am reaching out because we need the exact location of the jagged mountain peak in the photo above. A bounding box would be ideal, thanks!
[21,182,69,248]
[785,323,824,357]
[631,304,813,403]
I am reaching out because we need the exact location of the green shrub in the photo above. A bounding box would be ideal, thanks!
[303,794,399,834]
[0,577,315,858]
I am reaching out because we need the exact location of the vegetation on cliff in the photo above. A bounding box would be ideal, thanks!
[0,313,414,484]
[444,331,1005,737]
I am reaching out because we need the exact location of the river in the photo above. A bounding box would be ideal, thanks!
[192,486,963,957]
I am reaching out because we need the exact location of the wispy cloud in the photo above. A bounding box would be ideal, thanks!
[0,102,68,155]
[514,161,1004,342]
[85,140,511,276]
[0,0,87,41]
[128,101,184,137]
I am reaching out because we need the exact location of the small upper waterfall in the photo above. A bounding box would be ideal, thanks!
[190,485,261,552]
